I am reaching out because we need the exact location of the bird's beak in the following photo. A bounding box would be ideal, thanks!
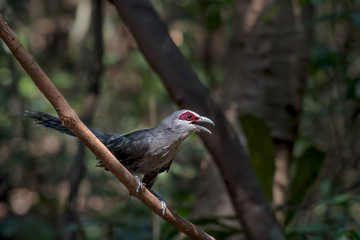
[194,116,215,134]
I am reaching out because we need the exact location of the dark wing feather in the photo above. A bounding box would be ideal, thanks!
[26,111,152,175]
[105,129,150,165]
[159,157,174,173]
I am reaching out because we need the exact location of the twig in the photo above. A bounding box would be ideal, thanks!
[0,15,214,240]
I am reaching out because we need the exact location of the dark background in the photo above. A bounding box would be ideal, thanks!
[1,0,360,239]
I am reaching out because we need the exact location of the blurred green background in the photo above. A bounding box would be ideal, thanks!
[1,0,360,239]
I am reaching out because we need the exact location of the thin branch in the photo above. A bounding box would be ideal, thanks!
[109,0,285,239]
[0,15,214,240]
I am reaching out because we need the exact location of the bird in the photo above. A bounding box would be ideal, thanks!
[24,109,214,215]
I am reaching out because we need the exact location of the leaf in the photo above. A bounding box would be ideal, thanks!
[205,6,222,31]
[346,230,360,240]
[239,114,275,203]
[191,216,243,240]
[297,0,309,7]
[285,147,326,226]
[286,223,331,235]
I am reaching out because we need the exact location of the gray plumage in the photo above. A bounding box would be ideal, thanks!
[25,110,214,189]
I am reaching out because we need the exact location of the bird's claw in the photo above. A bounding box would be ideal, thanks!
[161,200,166,216]
[134,175,143,193]
[147,188,167,217]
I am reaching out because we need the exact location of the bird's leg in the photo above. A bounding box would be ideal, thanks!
[147,187,166,216]
[133,175,143,193]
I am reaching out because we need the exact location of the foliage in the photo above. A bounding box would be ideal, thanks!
[1,0,360,239]
[239,114,275,204]
[287,0,360,239]
[285,147,326,226]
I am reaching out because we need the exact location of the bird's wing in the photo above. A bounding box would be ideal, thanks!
[159,157,174,173]
[105,130,150,164]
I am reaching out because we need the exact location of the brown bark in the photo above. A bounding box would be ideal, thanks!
[222,0,313,224]
[0,15,214,240]
[109,0,285,239]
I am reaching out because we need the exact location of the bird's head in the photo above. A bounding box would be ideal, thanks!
[161,110,215,135]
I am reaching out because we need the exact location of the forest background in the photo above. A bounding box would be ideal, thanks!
[1,0,360,239]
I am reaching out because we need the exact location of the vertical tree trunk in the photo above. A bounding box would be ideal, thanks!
[222,0,313,224]
[109,0,287,238]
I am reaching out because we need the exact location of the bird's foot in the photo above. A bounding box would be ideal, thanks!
[161,201,166,216]
[95,161,105,168]
[134,175,143,193]
[95,161,109,171]
[147,188,166,216]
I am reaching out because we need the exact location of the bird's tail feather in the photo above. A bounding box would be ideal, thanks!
[24,111,108,143]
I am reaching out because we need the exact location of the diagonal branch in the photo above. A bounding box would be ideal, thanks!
[109,0,285,239]
[0,15,214,240]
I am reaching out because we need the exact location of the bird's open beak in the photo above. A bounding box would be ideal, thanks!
[194,116,215,134]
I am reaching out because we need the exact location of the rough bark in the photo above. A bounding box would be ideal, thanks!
[222,0,313,223]
[0,15,214,240]
[109,0,285,239]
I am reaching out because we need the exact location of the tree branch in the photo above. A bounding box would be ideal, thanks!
[109,0,285,239]
[0,15,214,240]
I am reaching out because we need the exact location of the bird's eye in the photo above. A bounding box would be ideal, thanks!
[178,111,197,121]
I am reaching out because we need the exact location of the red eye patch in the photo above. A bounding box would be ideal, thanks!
[178,111,200,121]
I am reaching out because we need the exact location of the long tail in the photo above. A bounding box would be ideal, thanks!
[24,111,109,143]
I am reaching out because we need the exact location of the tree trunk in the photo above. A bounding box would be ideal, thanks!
[222,0,313,224]
[109,0,286,238]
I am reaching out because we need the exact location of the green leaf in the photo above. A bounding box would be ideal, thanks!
[285,147,326,226]
[346,229,360,240]
[205,6,222,31]
[297,0,309,6]
[239,114,275,203]
[286,223,331,235]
